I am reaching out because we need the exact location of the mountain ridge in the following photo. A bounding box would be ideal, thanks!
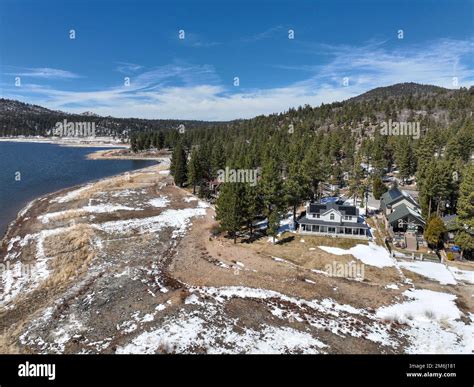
[1,82,472,138]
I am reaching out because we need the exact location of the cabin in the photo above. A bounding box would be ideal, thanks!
[380,187,425,234]
[380,187,419,214]
[442,214,458,244]
[298,202,370,239]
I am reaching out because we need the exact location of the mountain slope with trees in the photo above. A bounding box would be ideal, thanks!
[0,98,222,140]
[2,83,473,255]
[166,83,474,254]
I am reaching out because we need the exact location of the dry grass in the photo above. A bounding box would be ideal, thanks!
[0,330,20,354]
[42,224,96,289]
[63,166,164,203]
[157,341,176,354]
[46,209,85,223]
[245,231,401,286]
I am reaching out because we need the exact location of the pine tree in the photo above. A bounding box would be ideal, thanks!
[211,140,226,176]
[130,133,138,153]
[424,215,446,248]
[267,210,280,244]
[348,154,365,205]
[216,183,244,244]
[396,138,415,181]
[418,160,451,218]
[372,176,387,200]
[260,152,285,242]
[188,147,202,195]
[171,141,187,187]
[455,164,474,257]
[157,131,165,149]
[302,143,327,199]
[285,159,310,227]
[241,183,262,238]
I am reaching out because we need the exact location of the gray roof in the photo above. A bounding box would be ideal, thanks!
[298,216,370,229]
[381,187,403,204]
[381,187,419,207]
[442,214,458,230]
[308,202,357,216]
[387,203,425,225]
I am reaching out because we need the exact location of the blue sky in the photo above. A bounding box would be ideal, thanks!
[0,0,473,120]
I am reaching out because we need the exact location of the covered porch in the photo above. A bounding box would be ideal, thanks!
[299,223,369,238]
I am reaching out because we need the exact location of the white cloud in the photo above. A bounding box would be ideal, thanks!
[2,38,473,120]
[5,67,81,79]
[115,62,143,74]
[241,25,286,42]
[294,38,474,90]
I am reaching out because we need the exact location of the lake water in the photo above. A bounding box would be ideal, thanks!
[0,142,157,237]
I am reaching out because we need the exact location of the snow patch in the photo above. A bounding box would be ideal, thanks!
[398,261,457,285]
[318,243,395,268]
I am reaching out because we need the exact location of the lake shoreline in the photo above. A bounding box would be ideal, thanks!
[0,146,166,247]
[0,136,128,148]
[0,162,163,249]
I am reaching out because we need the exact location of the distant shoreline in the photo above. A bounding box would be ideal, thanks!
[0,136,128,148]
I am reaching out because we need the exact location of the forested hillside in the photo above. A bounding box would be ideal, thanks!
[165,83,473,252]
[2,83,473,253]
[0,98,221,139]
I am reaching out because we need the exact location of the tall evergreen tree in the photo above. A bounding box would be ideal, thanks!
[424,215,446,248]
[188,147,203,195]
[285,159,310,227]
[171,141,187,187]
[216,183,244,244]
[455,164,474,258]
[372,176,387,200]
[260,152,285,242]
[241,183,262,238]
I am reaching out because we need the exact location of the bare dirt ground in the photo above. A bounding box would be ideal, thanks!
[0,159,472,354]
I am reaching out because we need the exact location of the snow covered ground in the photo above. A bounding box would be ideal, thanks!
[376,289,473,353]
[397,261,457,285]
[448,266,474,284]
[116,285,397,354]
[0,167,474,353]
[318,243,396,268]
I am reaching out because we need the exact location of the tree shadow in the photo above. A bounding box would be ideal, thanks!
[241,231,266,244]
[276,235,295,245]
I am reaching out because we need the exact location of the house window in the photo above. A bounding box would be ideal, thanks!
[316,214,320,218]
[344,216,352,221]
[330,214,335,221]
[312,214,316,218]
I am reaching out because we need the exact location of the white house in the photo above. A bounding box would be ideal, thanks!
[298,202,370,239]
